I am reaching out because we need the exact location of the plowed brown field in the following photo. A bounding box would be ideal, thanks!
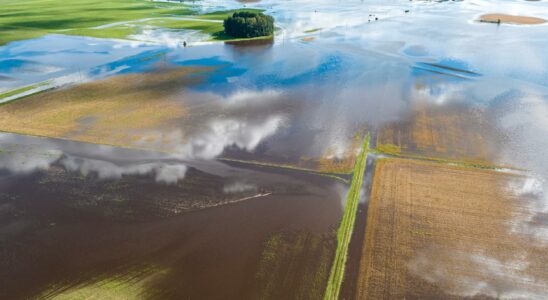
[357,158,548,299]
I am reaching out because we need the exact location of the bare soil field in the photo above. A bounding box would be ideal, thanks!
[479,14,546,25]
[377,103,498,164]
[356,158,548,299]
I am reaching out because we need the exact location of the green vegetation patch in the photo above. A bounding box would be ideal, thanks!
[304,28,322,33]
[324,134,370,300]
[198,8,264,21]
[0,0,194,45]
[0,81,49,102]
[0,1,273,44]
[223,11,274,38]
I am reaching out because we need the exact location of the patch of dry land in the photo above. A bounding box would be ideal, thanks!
[479,14,546,25]
[0,67,205,149]
[357,158,548,299]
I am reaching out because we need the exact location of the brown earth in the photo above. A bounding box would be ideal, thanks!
[356,158,548,299]
[479,14,546,25]
[0,66,206,149]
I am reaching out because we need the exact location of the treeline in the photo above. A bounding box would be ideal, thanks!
[223,11,274,38]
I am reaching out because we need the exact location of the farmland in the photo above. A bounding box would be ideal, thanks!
[376,103,498,164]
[0,0,265,45]
[1,0,548,298]
[356,158,548,299]
[0,66,203,148]
[0,148,345,299]
[0,0,193,45]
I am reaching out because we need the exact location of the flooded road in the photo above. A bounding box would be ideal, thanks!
[1,0,548,298]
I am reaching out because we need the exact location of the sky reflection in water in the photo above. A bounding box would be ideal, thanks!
[1,0,548,298]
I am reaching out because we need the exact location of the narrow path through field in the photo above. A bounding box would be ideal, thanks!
[324,134,370,300]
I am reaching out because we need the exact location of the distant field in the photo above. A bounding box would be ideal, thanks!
[0,0,194,44]
[357,158,548,299]
[0,66,204,148]
[377,103,498,165]
[0,0,265,44]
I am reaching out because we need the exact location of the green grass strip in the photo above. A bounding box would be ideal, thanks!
[372,148,523,171]
[304,28,322,33]
[0,81,49,101]
[324,133,370,300]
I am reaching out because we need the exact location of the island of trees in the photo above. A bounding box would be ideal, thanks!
[223,11,274,38]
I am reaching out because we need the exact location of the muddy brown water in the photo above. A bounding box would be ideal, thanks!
[0,157,344,299]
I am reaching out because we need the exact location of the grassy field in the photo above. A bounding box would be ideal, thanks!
[0,0,266,44]
[0,67,206,148]
[141,9,269,42]
[0,0,195,45]
[357,158,548,299]
[323,134,370,300]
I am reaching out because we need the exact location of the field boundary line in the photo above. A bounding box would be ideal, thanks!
[324,133,370,300]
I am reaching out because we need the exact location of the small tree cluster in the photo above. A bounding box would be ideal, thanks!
[223,11,274,38]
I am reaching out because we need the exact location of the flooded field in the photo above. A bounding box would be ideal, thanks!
[1,0,548,299]
[0,134,344,299]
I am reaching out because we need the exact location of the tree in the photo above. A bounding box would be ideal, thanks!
[223,11,274,38]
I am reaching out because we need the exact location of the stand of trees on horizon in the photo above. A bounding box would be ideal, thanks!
[223,11,274,38]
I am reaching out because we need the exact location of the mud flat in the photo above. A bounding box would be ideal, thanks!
[356,158,548,299]
[0,152,344,299]
[479,14,546,25]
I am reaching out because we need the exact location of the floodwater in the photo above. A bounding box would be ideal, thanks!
[1,0,548,299]
[0,133,345,299]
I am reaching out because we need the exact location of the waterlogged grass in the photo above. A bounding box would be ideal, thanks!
[197,8,264,21]
[255,231,335,299]
[324,134,370,300]
[304,28,322,33]
[0,81,49,102]
[0,1,269,44]
[64,25,137,40]
[0,0,194,45]
[39,265,165,299]
[145,9,270,42]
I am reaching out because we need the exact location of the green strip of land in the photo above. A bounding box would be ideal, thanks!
[324,133,370,300]
[374,143,521,171]
[0,81,49,102]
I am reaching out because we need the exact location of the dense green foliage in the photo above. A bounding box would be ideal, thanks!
[223,11,274,38]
